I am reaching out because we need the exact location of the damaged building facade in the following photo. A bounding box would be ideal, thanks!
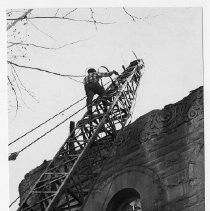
[19,86,204,211]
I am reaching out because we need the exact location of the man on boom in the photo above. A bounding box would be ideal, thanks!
[84,68,118,115]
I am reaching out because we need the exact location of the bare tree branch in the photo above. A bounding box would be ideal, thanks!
[11,70,31,109]
[7,16,116,25]
[28,20,58,42]
[8,76,19,116]
[123,7,163,24]
[7,36,93,50]
[7,61,85,78]
[62,8,78,18]
[123,7,149,23]
[7,42,17,48]
[142,13,163,20]
[54,9,60,17]
[90,8,98,30]
[123,7,137,22]
[7,8,145,115]
[7,9,33,31]
[11,64,39,103]
[123,8,149,23]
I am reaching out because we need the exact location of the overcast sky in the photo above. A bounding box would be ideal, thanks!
[3,7,204,211]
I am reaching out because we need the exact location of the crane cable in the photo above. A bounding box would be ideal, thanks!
[9,65,107,147]
[9,105,86,161]
[9,97,86,146]
[9,80,114,161]
[9,80,113,147]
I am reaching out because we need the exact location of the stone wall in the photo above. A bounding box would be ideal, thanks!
[19,86,204,211]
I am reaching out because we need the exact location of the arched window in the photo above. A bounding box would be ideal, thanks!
[106,188,142,211]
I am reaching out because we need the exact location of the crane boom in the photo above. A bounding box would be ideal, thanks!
[17,59,144,211]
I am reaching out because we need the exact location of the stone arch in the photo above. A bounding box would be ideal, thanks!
[84,165,164,211]
[106,188,142,211]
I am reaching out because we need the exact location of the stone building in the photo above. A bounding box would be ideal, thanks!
[19,86,204,211]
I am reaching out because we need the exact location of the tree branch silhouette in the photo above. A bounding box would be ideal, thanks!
[7,61,85,78]
[7,16,116,25]
[7,36,93,50]
[8,76,19,116]
[7,9,33,31]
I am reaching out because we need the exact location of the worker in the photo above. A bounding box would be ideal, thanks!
[84,68,119,115]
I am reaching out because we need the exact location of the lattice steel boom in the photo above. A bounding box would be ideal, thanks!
[17,59,144,211]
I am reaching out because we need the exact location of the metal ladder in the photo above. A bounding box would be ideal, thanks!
[17,59,144,211]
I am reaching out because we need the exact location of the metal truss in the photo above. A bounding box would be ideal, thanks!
[17,59,144,211]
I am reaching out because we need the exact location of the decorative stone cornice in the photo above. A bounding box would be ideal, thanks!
[116,86,203,149]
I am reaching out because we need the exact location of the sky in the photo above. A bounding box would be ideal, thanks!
[0,6,206,211]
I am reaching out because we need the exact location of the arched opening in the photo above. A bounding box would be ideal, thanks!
[106,188,142,211]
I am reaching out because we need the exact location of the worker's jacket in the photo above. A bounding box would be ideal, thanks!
[83,72,112,85]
